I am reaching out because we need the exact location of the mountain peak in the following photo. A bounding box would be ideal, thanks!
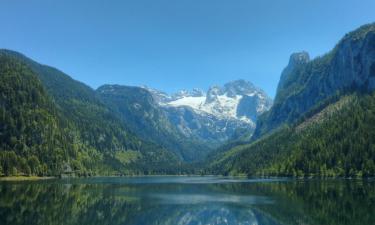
[277,51,310,92]
[191,88,205,97]
[225,79,253,87]
[98,84,145,94]
[255,23,375,138]
[223,79,257,97]
[288,51,310,66]
[173,88,205,99]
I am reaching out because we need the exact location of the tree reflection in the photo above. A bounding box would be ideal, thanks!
[0,179,373,225]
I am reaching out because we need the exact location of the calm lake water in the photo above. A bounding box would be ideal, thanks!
[0,176,374,225]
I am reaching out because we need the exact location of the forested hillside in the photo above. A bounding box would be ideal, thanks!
[2,23,375,178]
[208,92,375,177]
[208,23,375,177]
[0,50,182,176]
[0,52,71,176]
[97,84,210,161]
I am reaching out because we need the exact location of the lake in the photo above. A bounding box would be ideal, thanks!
[0,176,374,225]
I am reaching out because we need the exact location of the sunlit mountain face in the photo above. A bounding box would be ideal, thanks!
[96,80,272,162]
[145,80,272,146]
[149,79,272,124]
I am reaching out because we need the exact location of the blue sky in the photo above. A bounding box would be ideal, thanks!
[1,0,375,97]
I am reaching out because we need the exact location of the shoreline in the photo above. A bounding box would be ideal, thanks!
[0,176,56,181]
[0,175,373,182]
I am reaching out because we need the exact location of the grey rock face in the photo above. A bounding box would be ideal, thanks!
[223,79,257,97]
[163,106,253,145]
[145,80,272,145]
[154,80,272,145]
[98,80,272,161]
[329,28,375,91]
[237,95,262,121]
[253,23,375,138]
[205,86,222,104]
[143,86,173,103]
[171,88,206,100]
[277,51,310,92]
[190,88,205,97]
[103,80,272,158]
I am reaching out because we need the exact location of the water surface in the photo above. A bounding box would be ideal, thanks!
[0,176,374,225]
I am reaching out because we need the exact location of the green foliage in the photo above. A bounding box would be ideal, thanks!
[114,150,141,165]
[264,93,375,177]
[1,178,373,225]
[247,180,375,225]
[0,49,186,176]
[210,93,375,178]
[236,23,375,178]
[0,53,69,176]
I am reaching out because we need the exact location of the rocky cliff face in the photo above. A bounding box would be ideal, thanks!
[148,80,272,145]
[276,51,310,93]
[253,23,375,138]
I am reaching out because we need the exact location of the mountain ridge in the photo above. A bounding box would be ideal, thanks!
[253,22,375,138]
[0,49,183,176]
[148,79,272,123]
[96,79,272,161]
[208,22,375,177]
[144,79,272,149]
[2,22,375,178]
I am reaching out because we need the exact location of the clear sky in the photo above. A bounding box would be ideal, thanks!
[1,0,375,97]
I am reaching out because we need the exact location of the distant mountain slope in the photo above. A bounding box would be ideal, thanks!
[0,49,181,176]
[253,23,375,138]
[96,81,271,161]
[146,80,272,147]
[97,84,210,161]
[152,80,272,123]
[208,23,375,177]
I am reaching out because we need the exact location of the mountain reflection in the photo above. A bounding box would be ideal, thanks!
[0,177,374,225]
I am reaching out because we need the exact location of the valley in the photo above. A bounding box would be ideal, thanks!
[2,1,375,224]
[1,23,375,178]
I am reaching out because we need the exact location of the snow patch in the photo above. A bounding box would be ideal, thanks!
[167,94,245,121]
[168,96,206,109]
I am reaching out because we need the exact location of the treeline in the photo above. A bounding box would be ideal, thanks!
[209,92,375,177]
[0,151,47,176]
[0,50,188,177]
[263,93,375,177]
[0,53,72,176]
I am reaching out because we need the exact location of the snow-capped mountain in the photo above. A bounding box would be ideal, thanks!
[145,80,273,144]
[151,80,272,125]
[96,80,271,161]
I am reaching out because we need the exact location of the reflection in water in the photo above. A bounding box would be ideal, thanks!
[151,193,273,205]
[159,206,260,225]
[0,177,374,225]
